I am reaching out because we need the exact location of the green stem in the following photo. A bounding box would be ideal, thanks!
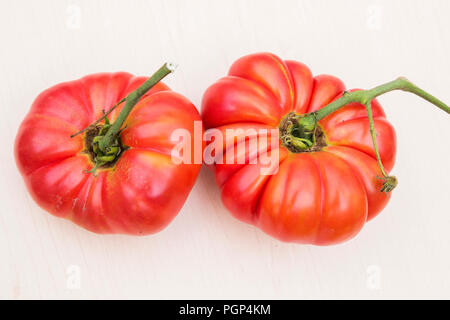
[98,62,176,152]
[364,101,398,193]
[297,77,449,193]
[70,98,126,138]
[364,102,387,177]
[314,77,450,121]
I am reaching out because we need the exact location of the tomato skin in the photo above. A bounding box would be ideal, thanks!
[202,53,397,245]
[15,72,202,235]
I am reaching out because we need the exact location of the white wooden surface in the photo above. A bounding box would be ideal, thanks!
[1,0,449,299]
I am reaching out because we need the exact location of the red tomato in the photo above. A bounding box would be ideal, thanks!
[15,72,202,235]
[201,53,396,245]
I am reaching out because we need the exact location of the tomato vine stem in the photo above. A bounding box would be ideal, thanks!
[314,77,450,120]
[298,77,450,193]
[98,62,176,153]
[70,98,127,138]
[74,62,176,176]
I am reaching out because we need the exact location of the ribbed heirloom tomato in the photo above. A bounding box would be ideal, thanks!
[15,64,202,235]
[201,53,398,245]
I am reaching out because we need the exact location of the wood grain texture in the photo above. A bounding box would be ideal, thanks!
[0,0,449,299]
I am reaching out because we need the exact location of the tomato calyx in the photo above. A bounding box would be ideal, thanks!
[83,117,129,176]
[279,112,326,153]
[97,63,176,154]
[377,175,398,193]
[72,62,177,176]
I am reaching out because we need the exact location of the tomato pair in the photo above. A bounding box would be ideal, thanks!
[15,53,449,245]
